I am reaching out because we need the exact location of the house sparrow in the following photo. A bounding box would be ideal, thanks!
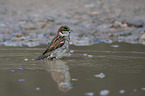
[35,26,72,60]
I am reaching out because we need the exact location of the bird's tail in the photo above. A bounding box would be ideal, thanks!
[34,55,47,60]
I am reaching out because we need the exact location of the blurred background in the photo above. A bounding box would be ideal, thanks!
[0,0,145,96]
[0,0,145,46]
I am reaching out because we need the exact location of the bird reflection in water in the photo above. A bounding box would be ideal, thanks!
[45,60,72,92]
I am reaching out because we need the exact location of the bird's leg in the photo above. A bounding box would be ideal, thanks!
[64,50,71,56]
[49,57,56,60]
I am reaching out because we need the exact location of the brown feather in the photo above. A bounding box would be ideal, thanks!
[35,26,71,60]
[42,35,65,55]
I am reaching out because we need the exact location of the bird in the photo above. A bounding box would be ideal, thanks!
[35,26,72,60]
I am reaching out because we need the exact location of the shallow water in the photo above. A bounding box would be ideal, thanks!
[0,43,145,96]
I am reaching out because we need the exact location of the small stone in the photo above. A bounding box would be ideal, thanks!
[119,31,132,36]
[85,92,94,96]
[4,30,11,33]
[90,12,99,16]
[70,50,74,53]
[83,53,88,56]
[94,73,105,78]
[119,90,125,94]
[73,37,94,46]
[66,84,73,87]
[132,51,138,53]
[141,87,145,90]
[133,89,137,92]
[24,58,28,61]
[15,33,23,37]
[18,68,24,70]
[104,9,110,13]
[121,23,128,28]
[111,45,119,48]
[18,79,25,82]
[0,23,6,27]
[32,59,35,61]
[72,78,78,81]
[11,70,15,72]
[36,87,40,91]
[123,20,144,27]
[101,40,113,43]
[100,90,110,96]
[88,55,93,58]
[140,34,145,39]
[69,42,73,45]
[84,4,95,8]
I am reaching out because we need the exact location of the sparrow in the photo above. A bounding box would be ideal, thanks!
[35,26,72,60]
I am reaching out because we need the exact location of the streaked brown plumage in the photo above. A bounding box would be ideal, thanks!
[35,26,72,60]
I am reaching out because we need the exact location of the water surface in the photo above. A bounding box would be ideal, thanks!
[0,43,145,96]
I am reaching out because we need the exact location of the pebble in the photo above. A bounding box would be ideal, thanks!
[94,73,106,78]
[0,23,6,27]
[69,42,73,45]
[140,33,145,39]
[18,68,24,70]
[18,79,25,82]
[141,87,145,90]
[73,37,95,46]
[123,20,144,27]
[11,70,15,72]
[70,50,74,53]
[83,53,88,56]
[133,89,137,92]
[132,51,138,53]
[101,40,113,43]
[100,90,110,96]
[111,45,119,48]
[66,84,73,87]
[15,33,23,37]
[0,15,145,47]
[88,55,93,58]
[4,30,11,33]
[36,87,40,91]
[90,12,99,16]
[85,92,94,96]
[24,58,28,61]
[119,31,132,36]
[72,78,78,81]
[84,4,95,8]
[32,59,35,61]
[119,90,125,94]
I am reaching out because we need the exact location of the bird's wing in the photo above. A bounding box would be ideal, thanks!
[42,36,65,55]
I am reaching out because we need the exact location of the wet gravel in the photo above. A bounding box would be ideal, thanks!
[0,0,145,47]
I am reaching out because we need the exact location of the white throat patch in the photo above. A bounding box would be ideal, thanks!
[59,31,69,37]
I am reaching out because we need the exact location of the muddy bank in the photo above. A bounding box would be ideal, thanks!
[0,0,145,47]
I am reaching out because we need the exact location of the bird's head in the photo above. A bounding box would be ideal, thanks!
[58,26,72,37]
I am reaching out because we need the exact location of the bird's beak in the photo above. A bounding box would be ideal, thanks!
[69,30,73,33]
